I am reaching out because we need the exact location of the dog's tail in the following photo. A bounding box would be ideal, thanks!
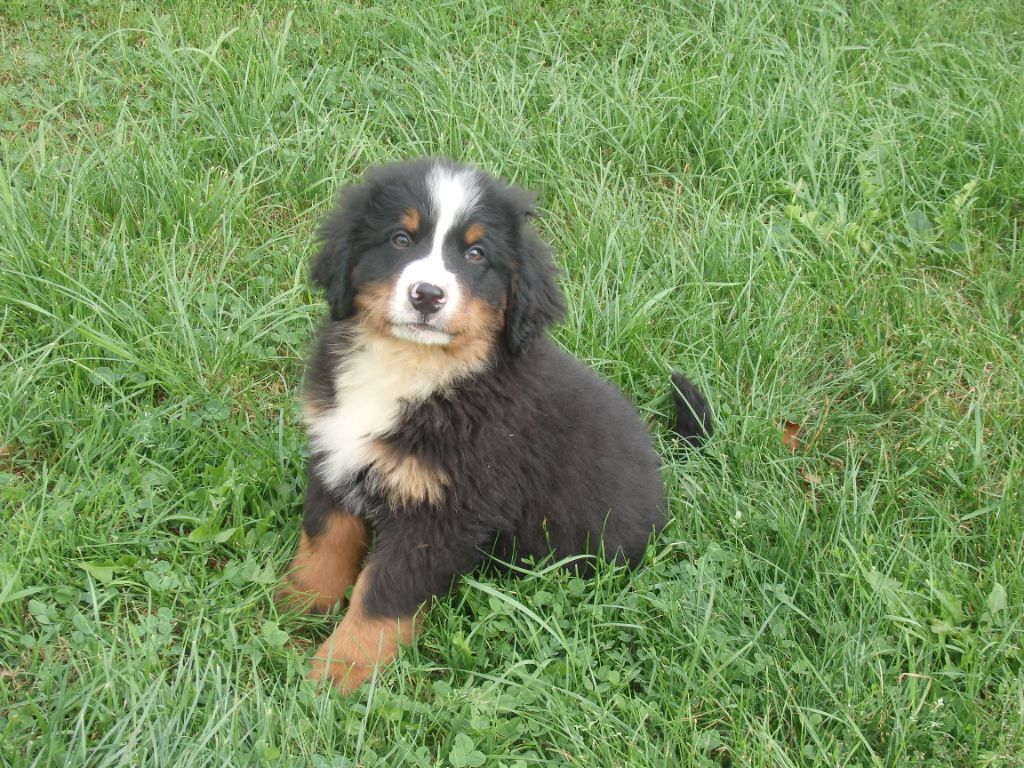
[669,372,713,449]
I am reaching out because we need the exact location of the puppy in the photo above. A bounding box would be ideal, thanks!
[277,159,712,693]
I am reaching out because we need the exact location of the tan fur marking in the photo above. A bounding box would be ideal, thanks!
[443,294,505,369]
[353,281,398,339]
[463,222,485,244]
[367,441,448,506]
[354,280,499,384]
[301,395,323,424]
[307,566,421,694]
[276,511,369,614]
[399,207,420,233]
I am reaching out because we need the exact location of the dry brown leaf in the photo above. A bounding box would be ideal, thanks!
[801,468,821,486]
[782,421,801,452]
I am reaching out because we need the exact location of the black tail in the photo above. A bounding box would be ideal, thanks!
[670,372,713,448]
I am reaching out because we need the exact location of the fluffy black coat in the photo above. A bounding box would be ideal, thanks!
[297,159,712,621]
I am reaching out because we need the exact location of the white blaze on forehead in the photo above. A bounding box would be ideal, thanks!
[389,166,480,335]
[426,166,480,261]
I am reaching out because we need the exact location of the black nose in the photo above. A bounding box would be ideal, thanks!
[409,282,446,315]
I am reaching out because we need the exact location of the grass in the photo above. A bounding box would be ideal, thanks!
[1,0,1022,765]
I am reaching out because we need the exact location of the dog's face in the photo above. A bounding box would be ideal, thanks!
[311,160,565,358]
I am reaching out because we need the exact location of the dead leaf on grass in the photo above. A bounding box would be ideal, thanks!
[782,420,801,452]
[800,467,822,486]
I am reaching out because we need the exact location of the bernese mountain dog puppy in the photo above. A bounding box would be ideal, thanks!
[276,159,712,693]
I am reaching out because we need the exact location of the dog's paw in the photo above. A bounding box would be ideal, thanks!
[307,641,376,695]
[274,578,343,615]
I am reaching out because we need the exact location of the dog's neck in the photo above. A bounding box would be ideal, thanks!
[305,325,491,490]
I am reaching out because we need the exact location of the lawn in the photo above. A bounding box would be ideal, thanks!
[1,1,1022,765]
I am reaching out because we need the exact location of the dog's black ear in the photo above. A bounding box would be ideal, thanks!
[505,213,566,355]
[311,184,371,321]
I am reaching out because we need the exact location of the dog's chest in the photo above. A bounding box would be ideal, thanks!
[305,337,453,491]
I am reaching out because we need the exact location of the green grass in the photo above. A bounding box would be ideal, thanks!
[2,0,1022,765]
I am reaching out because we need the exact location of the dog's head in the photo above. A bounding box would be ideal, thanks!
[311,159,564,358]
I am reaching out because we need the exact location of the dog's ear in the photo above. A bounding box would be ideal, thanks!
[311,184,371,321]
[505,211,566,355]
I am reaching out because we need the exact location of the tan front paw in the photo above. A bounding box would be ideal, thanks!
[307,646,376,694]
[278,514,368,615]
[274,577,344,615]
[302,564,421,695]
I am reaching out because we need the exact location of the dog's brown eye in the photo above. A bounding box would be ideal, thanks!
[392,231,412,248]
[465,246,485,264]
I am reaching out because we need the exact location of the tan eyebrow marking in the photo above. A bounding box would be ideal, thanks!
[399,207,420,233]
[463,222,485,244]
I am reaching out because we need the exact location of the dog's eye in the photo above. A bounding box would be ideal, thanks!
[465,246,486,264]
[391,231,412,248]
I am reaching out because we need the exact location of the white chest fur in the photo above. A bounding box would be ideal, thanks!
[305,333,472,489]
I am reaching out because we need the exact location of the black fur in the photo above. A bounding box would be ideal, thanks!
[670,371,714,448]
[301,159,712,620]
[311,184,372,321]
[504,222,566,355]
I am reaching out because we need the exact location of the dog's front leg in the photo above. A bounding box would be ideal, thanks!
[307,530,487,694]
[276,468,369,614]
[307,563,422,694]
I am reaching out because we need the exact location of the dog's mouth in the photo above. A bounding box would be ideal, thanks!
[389,321,454,346]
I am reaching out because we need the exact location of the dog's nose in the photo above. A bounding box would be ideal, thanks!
[409,282,446,315]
